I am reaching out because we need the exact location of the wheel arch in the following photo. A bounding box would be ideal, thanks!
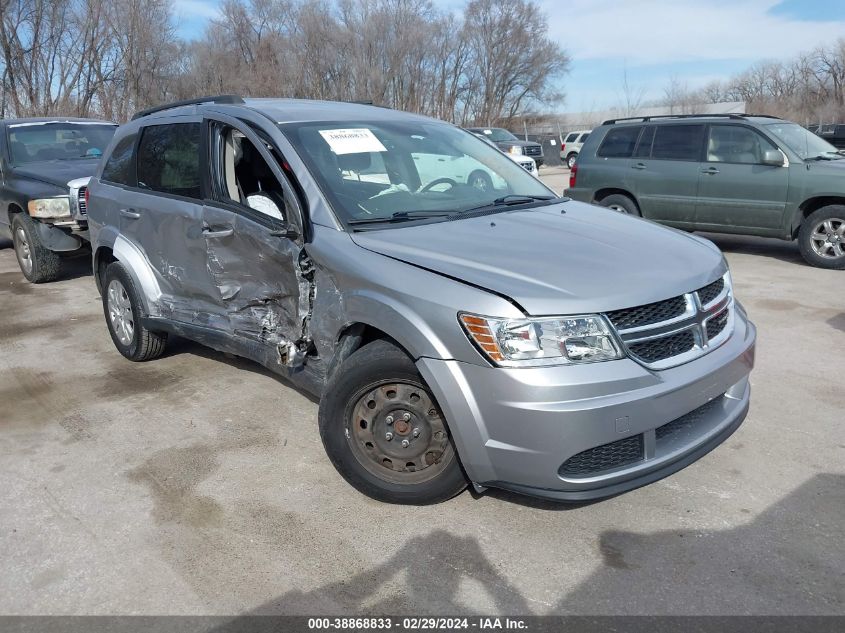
[793,196,845,238]
[93,232,163,315]
[594,188,641,210]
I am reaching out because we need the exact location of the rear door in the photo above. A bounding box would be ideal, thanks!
[125,118,224,325]
[629,123,705,226]
[200,114,307,366]
[694,124,789,231]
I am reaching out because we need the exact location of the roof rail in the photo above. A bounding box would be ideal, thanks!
[602,112,782,125]
[131,95,245,120]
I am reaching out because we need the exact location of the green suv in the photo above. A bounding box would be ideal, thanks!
[565,114,845,269]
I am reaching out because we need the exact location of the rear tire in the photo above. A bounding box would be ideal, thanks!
[598,193,640,216]
[102,261,167,361]
[319,339,468,504]
[11,213,62,283]
[798,205,845,269]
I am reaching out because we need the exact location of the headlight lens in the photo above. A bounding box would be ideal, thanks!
[508,145,523,155]
[460,313,623,367]
[28,197,71,218]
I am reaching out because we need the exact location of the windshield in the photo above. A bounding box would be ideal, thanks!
[7,122,116,164]
[476,128,519,143]
[764,122,840,160]
[281,120,553,227]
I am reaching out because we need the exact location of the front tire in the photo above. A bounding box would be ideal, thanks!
[798,206,845,269]
[468,170,494,193]
[566,153,577,169]
[102,261,167,361]
[598,193,640,216]
[319,340,468,504]
[11,213,62,283]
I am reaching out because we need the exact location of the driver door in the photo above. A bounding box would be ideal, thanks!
[201,116,308,368]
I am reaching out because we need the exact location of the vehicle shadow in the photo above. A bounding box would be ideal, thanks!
[205,474,842,618]
[697,232,806,266]
[162,336,321,404]
[56,252,93,281]
[827,313,845,333]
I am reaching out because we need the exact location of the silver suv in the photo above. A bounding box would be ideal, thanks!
[86,96,756,504]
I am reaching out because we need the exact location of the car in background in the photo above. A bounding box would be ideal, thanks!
[809,123,845,149]
[471,132,539,179]
[0,118,118,282]
[560,130,591,169]
[566,113,845,269]
[467,127,544,166]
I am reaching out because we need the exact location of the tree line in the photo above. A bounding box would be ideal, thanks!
[0,0,570,125]
[660,39,845,125]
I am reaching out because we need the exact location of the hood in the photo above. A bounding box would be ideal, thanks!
[498,140,541,148]
[351,200,726,315]
[12,159,100,189]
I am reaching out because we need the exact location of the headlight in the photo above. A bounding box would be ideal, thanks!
[460,313,624,367]
[508,146,523,155]
[28,197,71,218]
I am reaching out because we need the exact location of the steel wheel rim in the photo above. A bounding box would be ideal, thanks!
[609,204,628,214]
[346,380,454,484]
[107,279,135,346]
[810,218,845,259]
[13,227,32,274]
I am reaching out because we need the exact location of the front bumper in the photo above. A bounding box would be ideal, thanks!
[416,313,756,501]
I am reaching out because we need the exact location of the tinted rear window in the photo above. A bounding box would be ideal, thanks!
[651,124,705,161]
[565,133,579,143]
[597,126,642,158]
[579,133,590,143]
[101,134,137,185]
[136,123,202,199]
[633,126,655,158]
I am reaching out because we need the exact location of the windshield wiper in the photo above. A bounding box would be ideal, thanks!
[347,210,454,226]
[461,194,557,214]
[806,153,843,161]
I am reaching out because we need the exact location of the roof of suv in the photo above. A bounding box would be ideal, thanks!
[0,117,115,126]
[132,95,434,126]
[601,113,782,126]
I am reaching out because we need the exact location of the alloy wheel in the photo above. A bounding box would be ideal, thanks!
[810,218,845,259]
[13,227,32,275]
[107,279,135,346]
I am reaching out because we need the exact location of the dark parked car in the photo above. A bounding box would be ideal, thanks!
[566,113,845,269]
[809,123,845,149]
[0,117,117,282]
[466,127,544,166]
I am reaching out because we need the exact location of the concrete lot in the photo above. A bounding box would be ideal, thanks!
[1,169,843,615]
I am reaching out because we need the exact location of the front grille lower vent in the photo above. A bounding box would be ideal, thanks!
[606,295,687,330]
[628,330,695,363]
[559,434,644,477]
[655,398,722,444]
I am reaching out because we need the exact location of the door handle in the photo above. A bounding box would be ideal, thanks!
[631,163,646,170]
[701,167,720,175]
[120,208,140,219]
[202,227,234,239]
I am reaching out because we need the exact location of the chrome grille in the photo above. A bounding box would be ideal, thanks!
[605,274,733,370]
[559,434,643,477]
[629,330,695,363]
[706,309,729,340]
[523,145,542,157]
[606,295,686,330]
[77,187,87,216]
[697,278,724,306]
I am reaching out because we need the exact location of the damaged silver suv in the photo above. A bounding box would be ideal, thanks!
[86,96,756,504]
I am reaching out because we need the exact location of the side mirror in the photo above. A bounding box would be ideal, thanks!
[761,149,785,166]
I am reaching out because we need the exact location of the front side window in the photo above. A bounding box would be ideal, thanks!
[765,122,841,160]
[597,126,642,158]
[579,133,590,143]
[281,121,552,227]
[477,128,519,143]
[212,124,291,225]
[136,123,202,199]
[101,134,137,185]
[706,126,778,164]
[7,122,116,164]
[651,124,705,161]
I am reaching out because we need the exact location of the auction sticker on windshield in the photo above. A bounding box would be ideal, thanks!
[319,128,387,155]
